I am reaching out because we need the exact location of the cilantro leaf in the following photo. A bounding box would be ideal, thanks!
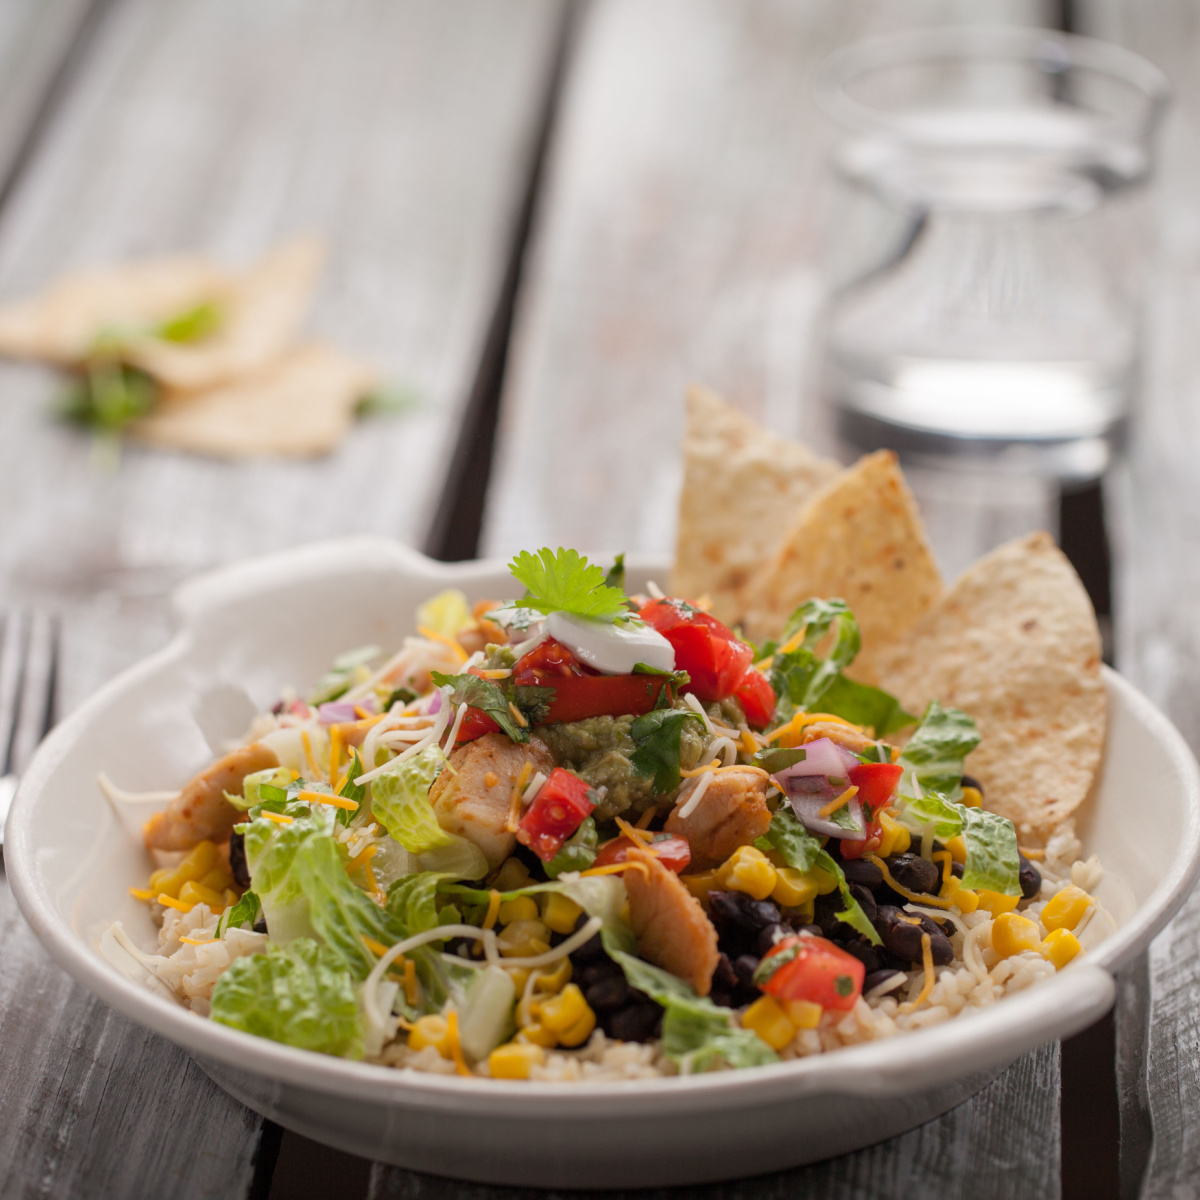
[545,816,598,877]
[509,548,630,622]
[431,672,530,743]
[511,684,556,726]
[604,553,626,591]
[629,708,705,794]
[335,749,365,829]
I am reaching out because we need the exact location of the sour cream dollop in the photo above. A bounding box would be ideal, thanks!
[546,611,675,676]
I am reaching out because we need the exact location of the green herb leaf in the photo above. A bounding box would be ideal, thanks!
[508,548,630,622]
[632,663,691,689]
[604,553,626,591]
[629,708,706,794]
[510,684,556,726]
[752,747,807,774]
[384,687,418,711]
[335,749,365,829]
[210,938,363,1058]
[545,816,598,877]
[431,671,530,743]
[157,300,222,343]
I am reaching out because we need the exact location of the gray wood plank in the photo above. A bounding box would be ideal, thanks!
[368,1045,1058,1200]
[0,0,562,1194]
[1074,4,1200,1196]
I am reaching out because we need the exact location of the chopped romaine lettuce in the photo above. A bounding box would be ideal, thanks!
[242,805,336,944]
[233,766,295,812]
[215,889,260,938]
[545,816,598,877]
[210,939,363,1058]
[369,745,451,855]
[607,951,778,1072]
[899,701,981,802]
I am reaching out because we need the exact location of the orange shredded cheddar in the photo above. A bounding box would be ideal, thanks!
[482,889,503,930]
[1019,846,1045,861]
[739,730,758,756]
[932,850,953,885]
[817,784,859,820]
[417,625,469,664]
[865,854,956,909]
[900,934,936,1013]
[260,810,294,825]
[479,668,512,680]
[300,728,322,780]
[505,762,534,832]
[362,936,390,958]
[298,790,359,812]
[507,701,528,729]
[157,893,192,912]
[128,887,154,902]
[404,958,418,1007]
[634,807,656,830]
[580,860,651,880]
[616,816,654,844]
[329,726,344,793]
[179,936,219,946]
[679,761,720,778]
[354,705,374,720]
[444,1009,472,1076]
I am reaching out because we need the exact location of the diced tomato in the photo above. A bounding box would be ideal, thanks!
[593,833,691,874]
[516,768,597,862]
[733,668,776,729]
[848,762,903,816]
[755,935,865,1011]
[838,821,881,861]
[455,707,499,745]
[637,599,753,703]
[539,673,670,724]
[512,637,590,685]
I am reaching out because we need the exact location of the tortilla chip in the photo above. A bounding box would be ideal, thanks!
[0,237,323,390]
[0,257,228,363]
[129,342,375,458]
[874,532,1105,842]
[671,386,839,625]
[125,238,324,390]
[743,450,944,680]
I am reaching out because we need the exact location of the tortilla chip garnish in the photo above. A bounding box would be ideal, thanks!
[874,531,1105,843]
[671,386,839,625]
[124,238,324,390]
[743,450,943,680]
[129,342,375,459]
[0,237,323,390]
[0,257,227,363]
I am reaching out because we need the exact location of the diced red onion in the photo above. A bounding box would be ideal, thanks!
[783,776,866,840]
[317,700,359,725]
[771,737,858,782]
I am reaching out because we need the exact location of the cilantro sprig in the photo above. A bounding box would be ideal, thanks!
[508,548,630,623]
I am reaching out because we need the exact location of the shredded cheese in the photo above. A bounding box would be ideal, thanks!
[128,887,154,902]
[682,692,713,735]
[260,810,294,825]
[905,902,969,939]
[362,936,390,958]
[444,1009,473,1076]
[739,729,758,756]
[676,769,715,821]
[417,625,469,665]
[580,860,651,880]
[817,784,859,820]
[766,710,862,745]
[932,850,953,886]
[179,936,218,946]
[522,771,548,805]
[301,728,323,781]
[899,933,936,1013]
[678,761,720,779]
[480,668,512,680]
[865,854,956,909]
[482,889,503,931]
[404,958,418,1008]
[634,806,656,830]
[615,816,654,845]
[443,702,468,751]
[507,701,529,729]
[505,762,534,832]
[1019,846,1045,861]
[329,725,344,792]
[157,894,192,912]
[864,972,907,1002]
[298,790,359,812]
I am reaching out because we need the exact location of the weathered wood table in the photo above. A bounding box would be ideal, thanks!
[0,2,1187,1197]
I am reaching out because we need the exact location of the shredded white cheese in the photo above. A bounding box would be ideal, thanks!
[682,692,713,735]
[677,769,714,821]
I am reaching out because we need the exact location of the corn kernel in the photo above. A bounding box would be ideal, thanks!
[1041,885,1092,933]
[409,1015,450,1055]
[946,836,968,864]
[199,866,233,892]
[538,984,593,1037]
[960,787,983,809]
[177,880,227,913]
[716,846,778,901]
[1039,927,1083,969]
[149,840,221,899]
[771,867,817,908]
[517,1023,558,1048]
[809,862,840,895]
[975,889,1020,918]
[680,871,720,904]
[504,966,532,995]
[540,891,584,935]
[498,896,539,925]
[992,912,1041,958]
[784,999,823,1029]
[488,1041,545,1079]
[493,857,531,892]
[497,919,551,958]
[940,878,979,913]
[741,995,796,1050]
[532,958,573,995]
[876,811,911,858]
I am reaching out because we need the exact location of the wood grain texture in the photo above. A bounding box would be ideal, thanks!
[0,0,562,1195]
[482,0,1052,567]
[369,1045,1058,1200]
[1078,5,1200,1197]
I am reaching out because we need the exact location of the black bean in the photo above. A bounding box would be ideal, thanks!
[707,890,782,933]
[585,977,632,1011]
[840,940,881,975]
[573,958,621,989]
[710,988,733,1008]
[756,923,792,955]
[863,968,905,994]
[873,904,902,938]
[1019,855,1042,901]
[881,919,926,963]
[229,831,250,890]
[961,773,984,797]
[607,1004,662,1043]
[848,883,877,924]
[841,859,883,890]
[570,930,607,964]
[915,913,952,938]
[713,952,738,991]
[793,923,824,938]
[252,916,268,935]
[928,934,954,966]
[813,893,842,936]
[733,954,760,988]
[950,860,964,880]
[885,853,940,896]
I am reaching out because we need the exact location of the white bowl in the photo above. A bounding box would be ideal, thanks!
[7,538,1200,1188]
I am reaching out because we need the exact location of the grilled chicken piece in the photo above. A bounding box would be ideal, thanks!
[429,732,555,871]
[624,846,719,995]
[799,720,876,755]
[143,742,279,851]
[665,768,772,871]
